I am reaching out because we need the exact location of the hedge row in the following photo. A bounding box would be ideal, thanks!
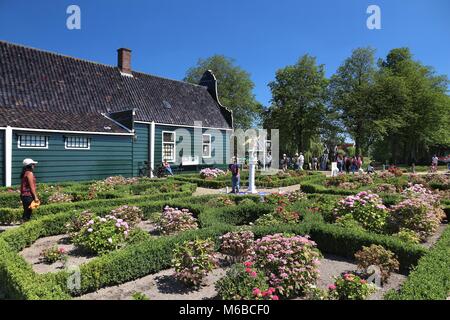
[385,225,450,300]
[0,183,197,224]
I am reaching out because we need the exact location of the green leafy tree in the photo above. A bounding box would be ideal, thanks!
[184,55,261,129]
[264,55,329,154]
[329,47,381,156]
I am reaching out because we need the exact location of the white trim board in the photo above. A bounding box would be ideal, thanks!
[9,127,134,136]
[161,130,176,163]
[135,121,233,131]
[5,126,12,187]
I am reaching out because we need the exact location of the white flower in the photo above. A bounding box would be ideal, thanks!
[108,238,113,244]
[87,228,93,233]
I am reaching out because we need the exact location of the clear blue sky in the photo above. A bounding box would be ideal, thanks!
[0,0,449,106]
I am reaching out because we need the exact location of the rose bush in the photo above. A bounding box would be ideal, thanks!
[328,273,376,300]
[220,231,254,262]
[354,245,400,284]
[109,205,143,227]
[40,246,67,264]
[200,168,226,179]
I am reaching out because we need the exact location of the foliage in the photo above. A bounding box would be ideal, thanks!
[156,206,198,235]
[328,273,376,300]
[172,238,217,287]
[220,231,254,263]
[200,168,226,179]
[47,192,73,204]
[109,205,143,227]
[73,215,130,255]
[334,191,389,233]
[393,229,421,245]
[354,244,400,284]
[132,292,150,300]
[216,262,270,300]
[40,246,67,265]
[65,210,95,239]
[252,233,322,298]
[184,55,261,129]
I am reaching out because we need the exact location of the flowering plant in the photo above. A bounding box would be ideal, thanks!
[156,206,198,235]
[334,191,389,233]
[216,262,272,300]
[40,246,68,264]
[285,190,307,202]
[172,239,217,287]
[352,174,374,186]
[255,203,300,226]
[47,192,73,204]
[375,171,396,182]
[354,245,399,285]
[65,210,95,239]
[200,168,226,179]
[73,215,129,255]
[220,231,255,262]
[376,184,398,194]
[110,205,143,227]
[252,234,321,298]
[87,181,114,200]
[328,273,376,300]
[387,166,403,177]
[393,228,421,244]
[263,193,289,206]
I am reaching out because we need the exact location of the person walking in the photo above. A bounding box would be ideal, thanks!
[312,156,318,171]
[293,153,299,170]
[265,152,272,169]
[281,154,288,171]
[336,154,344,172]
[229,157,240,193]
[431,155,439,173]
[20,158,39,222]
[345,156,351,174]
[297,152,305,171]
[351,156,358,174]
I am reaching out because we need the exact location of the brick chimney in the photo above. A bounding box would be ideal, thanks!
[117,48,132,74]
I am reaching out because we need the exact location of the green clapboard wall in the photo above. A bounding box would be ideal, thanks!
[11,131,134,185]
[0,130,4,186]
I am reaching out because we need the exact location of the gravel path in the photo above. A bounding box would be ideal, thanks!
[193,184,302,197]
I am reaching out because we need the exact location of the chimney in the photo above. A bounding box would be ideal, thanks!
[117,48,132,74]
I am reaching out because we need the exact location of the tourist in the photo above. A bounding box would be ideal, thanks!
[312,156,318,171]
[367,162,375,174]
[229,157,240,193]
[293,153,299,170]
[431,155,439,172]
[351,156,358,174]
[297,152,305,171]
[163,159,174,176]
[281,154,288,171]
[345,156,351,174]
[265,152,272,169]
[20,158,39,222]
[336,154,344,172]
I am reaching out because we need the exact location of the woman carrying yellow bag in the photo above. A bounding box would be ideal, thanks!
[20,158,40,221]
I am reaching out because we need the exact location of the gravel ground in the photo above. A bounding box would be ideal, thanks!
[76,254,406,300]
[193,184,302,197]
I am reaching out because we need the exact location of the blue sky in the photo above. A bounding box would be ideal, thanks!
[0,0,449,106]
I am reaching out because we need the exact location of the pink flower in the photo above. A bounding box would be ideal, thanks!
[250,271,257,278]
[252,288,261,296]
[244,261,253,267]
[328,284,336,290]
[271,295,279,300]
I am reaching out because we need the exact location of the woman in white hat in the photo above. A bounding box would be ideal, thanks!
[20,158,39,221]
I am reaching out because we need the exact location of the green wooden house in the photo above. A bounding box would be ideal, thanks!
[0,41,233,186]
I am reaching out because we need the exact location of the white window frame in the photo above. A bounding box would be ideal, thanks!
[202,134,212,158]
[162,131,176,163]
[65,136,91,150]
[17,134,49,149]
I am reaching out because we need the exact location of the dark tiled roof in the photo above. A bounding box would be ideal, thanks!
[0,41,232,131]
[0,106,131,134]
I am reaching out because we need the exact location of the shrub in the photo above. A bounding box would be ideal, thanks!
[328,273,376,300]
[389,198,443,241]
[87,181,114,200]
[263,193,288,206]
[73,215,130,255]
[333,191,389,233]
[216,262,270,300]
[335,215,365,232]
[285,190,307,203]
[40,246,68,265]
[354,244,400,284]
[255,203,300,226]
[172,238,217,287]
[47,192,73,204]
[65,210,95,239]
[156,206,198,235]
[220,231,254,262]
[252,233,322,298]
[352,174,373,186]
[376,184,398,194]
[388,166,403,177]
[200,168,226,179]
[132,292,150,300]
[109,205,143,227]
[393,229,421,244]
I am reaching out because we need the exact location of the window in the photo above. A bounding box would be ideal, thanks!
[202,134,211,158]
[18,135,48,149]
[65,136,90,150]
[162,131,176,162]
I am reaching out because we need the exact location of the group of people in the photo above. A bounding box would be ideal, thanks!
[280,153,323,171]
[336,154,364,174]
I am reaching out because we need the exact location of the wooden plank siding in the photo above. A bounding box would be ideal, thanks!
[0,130,4,186]
[11,131,134,185]
[132,123,149,177]
[154,124,229,170]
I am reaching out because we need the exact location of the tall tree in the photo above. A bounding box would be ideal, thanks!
[371,47,450,163]
[264,55,329,154]
[184,55,261,129]
[329,47,380,156]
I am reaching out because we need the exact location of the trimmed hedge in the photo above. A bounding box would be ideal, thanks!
[0,183,197,224]
[385,225,450,300]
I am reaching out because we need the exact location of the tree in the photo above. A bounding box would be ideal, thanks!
[371,48,450,164]
[264,55,329,155]
[329,47,381,156]
[184,55,261,129]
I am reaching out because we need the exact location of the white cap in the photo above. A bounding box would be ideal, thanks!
[23,158,38,166]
